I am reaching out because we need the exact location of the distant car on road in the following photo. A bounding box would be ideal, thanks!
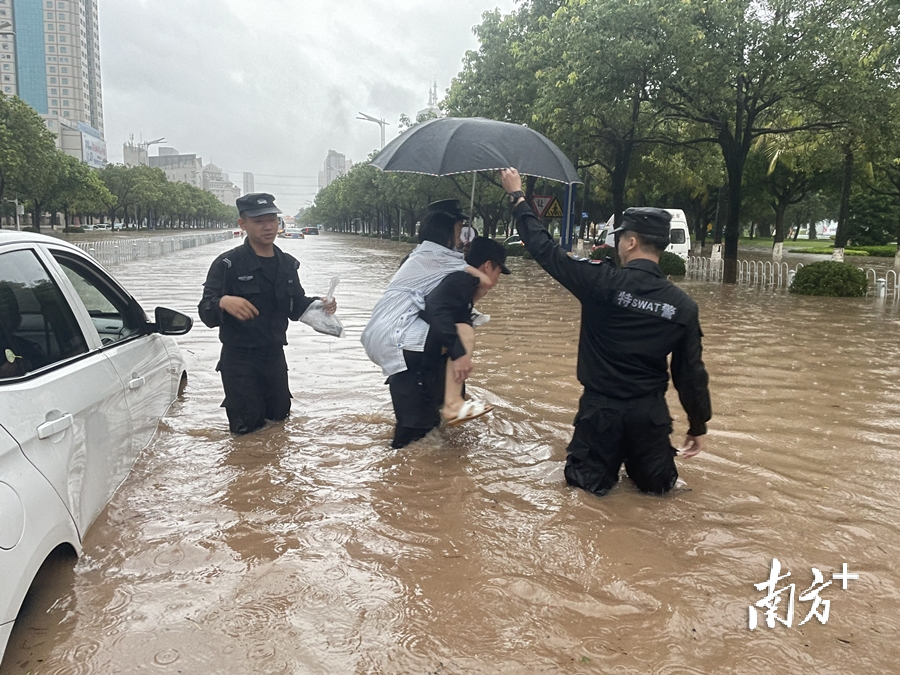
[279,228,305,239]
[503,234,525,247]
[0,231,193,663]
[299,227,319,236]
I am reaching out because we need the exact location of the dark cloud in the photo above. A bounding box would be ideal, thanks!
[100,0,515,213]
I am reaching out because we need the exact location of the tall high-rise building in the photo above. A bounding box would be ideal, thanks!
[202,163,241,206]
[318,150,352,190]
[1,0,104,133]
[149,149,203,188]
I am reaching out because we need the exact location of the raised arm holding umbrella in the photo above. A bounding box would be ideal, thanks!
[500,167,711,498]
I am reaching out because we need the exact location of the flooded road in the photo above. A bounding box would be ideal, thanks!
[3,234,899,674]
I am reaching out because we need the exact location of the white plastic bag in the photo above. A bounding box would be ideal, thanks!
[299,275,344,337]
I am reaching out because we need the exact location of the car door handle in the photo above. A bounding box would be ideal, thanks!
[37,413,74,439]
[128,376,145,390]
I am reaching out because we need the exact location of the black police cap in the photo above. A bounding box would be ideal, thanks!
[237,192,282,217]
[611,207,671,238]
[426,198,469,221]
[466,236,511,274]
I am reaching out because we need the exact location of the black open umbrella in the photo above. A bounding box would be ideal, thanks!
[369,116,581,184]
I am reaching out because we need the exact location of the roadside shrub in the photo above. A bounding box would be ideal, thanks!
[590,244,619,266]
[789,261,868,297]
[504,243,527,257]
[659,252,686,276]
[63,226,84,233]
[847,192,899,246]
[853,245,897,257]
[22,226,40,233]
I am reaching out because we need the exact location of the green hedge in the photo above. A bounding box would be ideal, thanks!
[504,243,528,257]
[659,252,686,276]
[63,226,84,233]
[851,245,897,257]
[789,261,868,297]
[590,245,618,265]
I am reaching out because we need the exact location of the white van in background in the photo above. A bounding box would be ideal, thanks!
[601,209,691,260]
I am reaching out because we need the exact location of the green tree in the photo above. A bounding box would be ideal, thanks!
[18,146,65,231]
[51,153,114,228]
[659,0,846,281]
[98,164,142,223]
[0,94,58,212]
[815,0,900,252]
[534,0,674,225]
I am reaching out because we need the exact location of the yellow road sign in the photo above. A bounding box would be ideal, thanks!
[545,198,563,218]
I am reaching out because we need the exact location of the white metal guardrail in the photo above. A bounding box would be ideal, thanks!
[686,256,900,299]
[72,232,238,267]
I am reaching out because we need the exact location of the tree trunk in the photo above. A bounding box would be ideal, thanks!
[834,144,854,249]
[713,186,727,245]
[31,205,43,231]
[723,156,744,284]
[610,153,629,228]
[772,205,787,244]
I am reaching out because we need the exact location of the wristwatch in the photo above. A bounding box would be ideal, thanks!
[507,190,525,205]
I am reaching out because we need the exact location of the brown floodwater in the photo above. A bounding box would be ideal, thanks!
[3,234,899,674]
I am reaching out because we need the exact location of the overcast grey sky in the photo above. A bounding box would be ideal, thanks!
[100,0,517,214]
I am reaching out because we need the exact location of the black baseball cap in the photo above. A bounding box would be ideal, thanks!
[426,198,469,221]
[237,192,282,218]
[611,207,671,238]
[467,237,511,274]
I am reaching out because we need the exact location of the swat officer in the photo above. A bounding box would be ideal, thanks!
[198,193,336,434]
[500,168,711,497]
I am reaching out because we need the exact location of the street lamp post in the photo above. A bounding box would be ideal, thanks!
[357,112,390,236]
[142,137,166,163]
[357,112,388,150]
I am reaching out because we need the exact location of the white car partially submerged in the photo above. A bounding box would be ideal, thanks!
[0,231,192,662]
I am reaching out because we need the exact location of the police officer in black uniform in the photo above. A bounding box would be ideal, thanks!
[500,168,711,497]
[389,237,510,448]
[198,193,336,434]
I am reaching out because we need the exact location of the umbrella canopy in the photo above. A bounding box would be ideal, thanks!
[370,116,581,184]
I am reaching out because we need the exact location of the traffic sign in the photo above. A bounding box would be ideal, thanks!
[531,195,553,217]
[545,198,563,218]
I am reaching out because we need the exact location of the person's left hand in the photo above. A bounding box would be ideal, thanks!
[452,353,472,383]
[679,434,704,458]
[321,297,337,314]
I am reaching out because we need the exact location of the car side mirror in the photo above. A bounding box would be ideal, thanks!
[154,307,192,335]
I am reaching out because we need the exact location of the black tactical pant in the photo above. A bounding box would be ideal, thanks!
[388,331,449,449]
[217,344,291,435]
[564,390,678,496]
